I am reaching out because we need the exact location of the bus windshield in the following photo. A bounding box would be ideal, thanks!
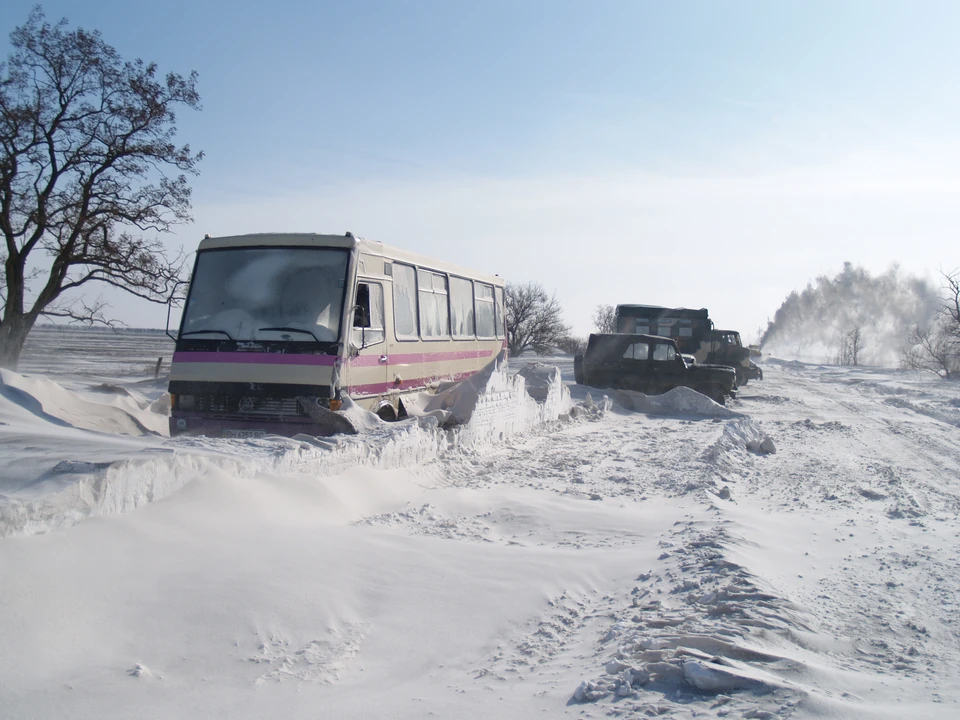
[180,246,350,343]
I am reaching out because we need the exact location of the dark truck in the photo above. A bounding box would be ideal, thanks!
[573,333,737,404]
[614,304,762,385]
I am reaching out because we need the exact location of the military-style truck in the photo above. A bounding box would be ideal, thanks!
[573,334,737,404]
[614,305,762,385]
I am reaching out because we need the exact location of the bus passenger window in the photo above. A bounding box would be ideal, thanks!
[475,283,495,337]
[393,264,418,340]
[418,270,450,338]
[495,286,506,339]
[450,277,475,338]
[353,282,384,347]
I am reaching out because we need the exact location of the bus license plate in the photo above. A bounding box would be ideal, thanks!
[223,428,266,439]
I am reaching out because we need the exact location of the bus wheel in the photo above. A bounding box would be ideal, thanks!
[376,404,398,422]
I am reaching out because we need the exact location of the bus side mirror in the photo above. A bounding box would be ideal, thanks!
[165,279,189,341]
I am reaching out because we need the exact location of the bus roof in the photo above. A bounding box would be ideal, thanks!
[196,233,504,287]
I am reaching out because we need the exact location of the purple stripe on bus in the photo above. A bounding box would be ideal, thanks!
[347,349,494,368]
[173,347,494,369]
[173,352,337,366]
[348,369,478,397]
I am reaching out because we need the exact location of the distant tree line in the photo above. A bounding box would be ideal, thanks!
[504,286,621,358]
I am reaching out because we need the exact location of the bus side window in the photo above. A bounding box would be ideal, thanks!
[353,282,384,348]
[495,286,506,339]
[418,270,450,338]
[475,282,495,337]
[450,276,476,338]
[393,264,418,340]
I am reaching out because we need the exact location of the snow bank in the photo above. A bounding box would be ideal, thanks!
[0,357,576,537]
[0,369,168,436]
[615,386,742,418]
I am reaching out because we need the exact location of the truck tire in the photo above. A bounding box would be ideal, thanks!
[574,354,584,385]
[697,384,726,405]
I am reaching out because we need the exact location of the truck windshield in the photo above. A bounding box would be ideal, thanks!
[180,247,350,343]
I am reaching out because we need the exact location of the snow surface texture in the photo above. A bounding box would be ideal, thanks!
[0,355,572,537]
[3,335,960,720]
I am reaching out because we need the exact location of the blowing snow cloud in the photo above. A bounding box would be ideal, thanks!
[760,263,940,366]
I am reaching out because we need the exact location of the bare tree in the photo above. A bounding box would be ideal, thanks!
[555,335,587,356]
[900,269,960,379]
[505,281,570,357]
[943,270,960,331]
[0,8,202,369]
[592,303,617,334]
[901,324,958,378]
[835,324,863,366]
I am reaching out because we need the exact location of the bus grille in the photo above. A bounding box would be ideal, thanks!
[194,394,306,419]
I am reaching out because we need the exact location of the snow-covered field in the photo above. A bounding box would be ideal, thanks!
[2,328,959,719]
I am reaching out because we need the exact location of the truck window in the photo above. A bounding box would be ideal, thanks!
[622,342,650,360]
[653,343,676,362]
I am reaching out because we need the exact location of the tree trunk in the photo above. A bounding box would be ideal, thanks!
[0,258,30,370]
[0,313,32,371]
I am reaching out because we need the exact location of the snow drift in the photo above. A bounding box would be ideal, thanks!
[0,357,575,537]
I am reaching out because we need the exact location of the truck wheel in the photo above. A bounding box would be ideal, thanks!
[698,384,726,405]
[574,354,584,385]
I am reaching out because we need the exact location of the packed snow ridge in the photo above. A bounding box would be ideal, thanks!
[1,359,585,537]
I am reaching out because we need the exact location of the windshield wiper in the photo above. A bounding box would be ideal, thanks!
[258,326,320,342]
[181,329,234,340]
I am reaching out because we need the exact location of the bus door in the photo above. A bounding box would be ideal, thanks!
[349,280,388,398]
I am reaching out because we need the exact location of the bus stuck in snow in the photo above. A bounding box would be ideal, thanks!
[167,233,506,438]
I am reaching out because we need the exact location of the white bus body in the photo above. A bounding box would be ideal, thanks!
[168,233,506,437]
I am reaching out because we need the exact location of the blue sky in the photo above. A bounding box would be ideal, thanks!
[3,1,959,338]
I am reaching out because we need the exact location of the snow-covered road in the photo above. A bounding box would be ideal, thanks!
[1,345,959,719]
